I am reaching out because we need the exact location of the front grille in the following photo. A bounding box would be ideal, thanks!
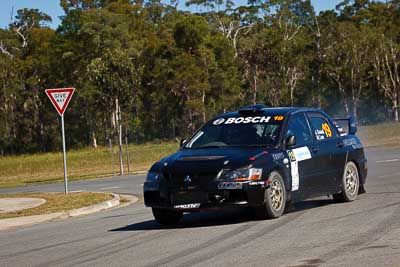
[170,191,207,205]
[167,172,218,187]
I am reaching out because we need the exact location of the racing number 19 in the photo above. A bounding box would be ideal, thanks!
[322,123,332,137]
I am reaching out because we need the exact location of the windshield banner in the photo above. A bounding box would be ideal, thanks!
[213,116,271,125]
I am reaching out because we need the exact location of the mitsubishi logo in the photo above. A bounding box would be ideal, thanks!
[184,175,192,184]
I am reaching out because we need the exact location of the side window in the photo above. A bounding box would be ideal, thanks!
[308,115,338,141]
[286,114,313,146]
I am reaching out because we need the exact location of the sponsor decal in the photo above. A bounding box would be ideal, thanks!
[272,152,285,161]
[274,115,285,121]
[335,124,348,136]
[213,118,225,125]
[174,203,201,209]
[288,150,296,161]
[291,161,299,191]
[315,129,325,140]
[212,116,271,125]
[287,150,299,191]
[343,139,351,146]
[352,143,363,149]
[218,182,243,190]
[343,137,362,149]
[343,138,357,146]
[249,181,265,186]
[322,123,332,137]
[292,146,312,161]
[287,146,310,192]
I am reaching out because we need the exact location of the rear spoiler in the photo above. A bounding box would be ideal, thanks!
[333,116,357,135]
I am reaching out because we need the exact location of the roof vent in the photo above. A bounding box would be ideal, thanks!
[238,104,266,115]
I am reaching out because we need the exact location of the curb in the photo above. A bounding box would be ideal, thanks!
[0,193,130,231]
[65,193,120,218]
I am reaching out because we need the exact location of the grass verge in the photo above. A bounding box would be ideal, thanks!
[0,192,113,219]
[0,141,178,188]
[358,122,400,148]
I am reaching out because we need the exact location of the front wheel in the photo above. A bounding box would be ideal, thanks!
[152,208,183,226]
[333,161,360,202]
[254,171,286,219]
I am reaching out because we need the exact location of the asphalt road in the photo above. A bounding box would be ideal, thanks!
[1,147,400,266]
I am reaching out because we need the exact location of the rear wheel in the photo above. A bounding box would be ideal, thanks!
[152,208,183,226]
[333,161,359,202]
[254,171,286,219]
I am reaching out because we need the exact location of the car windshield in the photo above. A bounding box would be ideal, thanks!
[184,115,284,149]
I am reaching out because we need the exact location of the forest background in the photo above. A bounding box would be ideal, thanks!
[0,0,399,155]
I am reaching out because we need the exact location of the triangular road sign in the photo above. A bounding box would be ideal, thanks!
[45,88,75,116]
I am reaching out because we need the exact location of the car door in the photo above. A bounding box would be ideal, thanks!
[284,113,315,200]
[306,112,346,193]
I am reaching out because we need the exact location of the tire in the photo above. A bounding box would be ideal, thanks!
[333,161,360,203]
[254,171,286,219]
[152,208,183,226]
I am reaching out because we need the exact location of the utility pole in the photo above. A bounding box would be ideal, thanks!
[108,134,115,177]
[125,127,130,174]
[116,99,124,175]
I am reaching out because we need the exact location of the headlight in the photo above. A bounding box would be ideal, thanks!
[146,171,162,182]
[219,168,262,182]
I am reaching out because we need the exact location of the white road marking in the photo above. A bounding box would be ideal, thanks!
[99,186,120,190]
[378,172,400,178]
[70,190,86,193]
[376,159,400,163]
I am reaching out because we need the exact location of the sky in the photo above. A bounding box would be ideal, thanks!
[0,0,344,29]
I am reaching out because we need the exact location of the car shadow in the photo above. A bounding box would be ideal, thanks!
[110,198,335,231]
[286,198,334,214]
[110,208,255,231]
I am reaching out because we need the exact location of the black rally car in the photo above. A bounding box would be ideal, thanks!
[144,105,367,225]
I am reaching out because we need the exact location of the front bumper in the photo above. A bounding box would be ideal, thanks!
[143,180,267,211]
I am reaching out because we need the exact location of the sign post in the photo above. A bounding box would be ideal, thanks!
[45,88,75,194]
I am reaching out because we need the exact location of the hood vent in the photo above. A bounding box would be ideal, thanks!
[177,155,226,162]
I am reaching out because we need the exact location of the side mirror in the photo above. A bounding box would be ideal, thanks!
[285,135,296,148]
[348,116,357,135]
[180,139,187,148]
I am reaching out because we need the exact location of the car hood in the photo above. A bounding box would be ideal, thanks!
[151,147,278,187]
[169,147,270,168]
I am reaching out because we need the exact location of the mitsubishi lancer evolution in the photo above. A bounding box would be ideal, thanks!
[143,105,368,225]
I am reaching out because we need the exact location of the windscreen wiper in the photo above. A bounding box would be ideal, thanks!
[193,144,241,149]
[198,145,226,149]
[246,144,273,147]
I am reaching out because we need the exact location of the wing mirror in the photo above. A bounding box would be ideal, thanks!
[348,116,357,135]
[180,139,187,148]
[285,135,296,148]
